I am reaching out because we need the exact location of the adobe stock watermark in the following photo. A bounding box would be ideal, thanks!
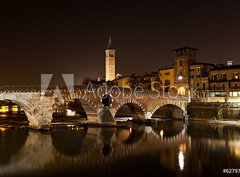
[41,74,74,104]
[40,74,193,102]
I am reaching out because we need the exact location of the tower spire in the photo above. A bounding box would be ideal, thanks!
[107,35,113,49]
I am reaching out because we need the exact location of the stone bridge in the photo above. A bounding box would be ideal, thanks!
[0,86,189,129]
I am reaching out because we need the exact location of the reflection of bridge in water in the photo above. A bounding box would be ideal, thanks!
[0,122,189,175]
[2,122,240,176]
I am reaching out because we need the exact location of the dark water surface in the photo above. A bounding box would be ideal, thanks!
[0,120,240,177]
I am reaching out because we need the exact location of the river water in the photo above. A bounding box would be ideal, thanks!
[0,120,240,177]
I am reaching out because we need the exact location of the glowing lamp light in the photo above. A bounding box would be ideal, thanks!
[178,75,183,80]
[12,105,18,112]
[66,109,76,116]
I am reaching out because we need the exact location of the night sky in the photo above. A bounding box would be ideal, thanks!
[0,0,239,85]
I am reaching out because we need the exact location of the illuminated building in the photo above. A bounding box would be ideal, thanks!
[189,63,214,101]
[159,67,175,93]
[105,36,116,81]
[114,72,159,91]
[208,65,240,102]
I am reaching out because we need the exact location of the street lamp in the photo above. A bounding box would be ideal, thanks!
[178,75,183,80]
[177,75,184,95]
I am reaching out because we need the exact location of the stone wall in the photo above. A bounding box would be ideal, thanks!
[187,102,240,120]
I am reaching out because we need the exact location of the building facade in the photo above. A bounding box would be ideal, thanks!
[208,65,240,102]
[189,63,214,101]
[159,67,175,93]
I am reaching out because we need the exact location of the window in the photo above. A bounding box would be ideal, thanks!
[209,92,227,97]
[221,73,227,80]
[197,83,200,87]
[212,74,217,80]
[223,84,225,89]
[179,60,183,66]
[203,83,206,90]
[164,79,170,85]
[230,91,240,97]
[233,73,239,80]
[165,72,170,76]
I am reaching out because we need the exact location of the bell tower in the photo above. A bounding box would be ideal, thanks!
[173,46,197,94]
[105,36,116,81]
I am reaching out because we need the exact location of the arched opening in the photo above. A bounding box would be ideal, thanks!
[0,100,28,125]
[151,104,184,119]
[114,103,145,122]
[116,124,145,144]
[52,99,91,123]
[51,126,88,156]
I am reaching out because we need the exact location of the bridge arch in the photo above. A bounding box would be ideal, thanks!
[151,104,185,119]
[0,98,38,125]
[0,92,55,129]
[61,96,101,123]
[113,101,145,122]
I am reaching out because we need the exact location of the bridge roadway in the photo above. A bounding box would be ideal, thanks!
[0,85,189,129]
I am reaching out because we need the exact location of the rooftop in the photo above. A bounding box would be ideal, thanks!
[173,46,197,52]
[211,64,240,71]
[190,62,215,67]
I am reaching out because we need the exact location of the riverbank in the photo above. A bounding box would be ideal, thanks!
[207,119,240,127]
[188,102,240,120]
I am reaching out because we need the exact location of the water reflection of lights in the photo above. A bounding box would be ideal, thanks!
[67,124,75,128]
[160,130,164,137]
[178,151,184,171]
[178,144,186,171]
[229,141,240,158]
[116,128,132,142]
